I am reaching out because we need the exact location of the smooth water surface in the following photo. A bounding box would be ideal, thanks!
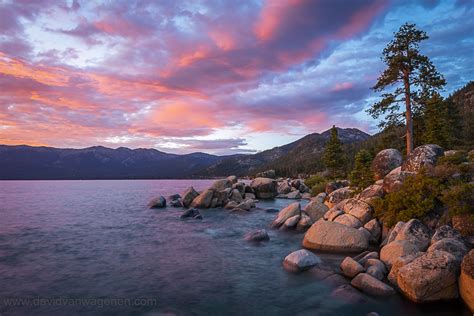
[0,180,468,315]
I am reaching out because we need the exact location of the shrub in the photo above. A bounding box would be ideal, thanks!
[373,171,442,227]
[440,183,474,217]
[305,175,328,196]
[311,182,327,196]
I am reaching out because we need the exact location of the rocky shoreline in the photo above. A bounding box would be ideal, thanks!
[148,144,474,313]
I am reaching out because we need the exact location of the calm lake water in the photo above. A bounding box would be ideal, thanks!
[0,180,469,315]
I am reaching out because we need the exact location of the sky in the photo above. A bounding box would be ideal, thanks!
[0,0,472,155]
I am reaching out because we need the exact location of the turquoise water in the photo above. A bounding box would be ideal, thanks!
[0,180,468,315]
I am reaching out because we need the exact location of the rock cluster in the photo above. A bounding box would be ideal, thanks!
[271,202,315,232]
[275,178,311,199]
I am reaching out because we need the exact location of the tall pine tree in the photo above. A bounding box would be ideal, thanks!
[323,126,345,178]
[368,23,445,155]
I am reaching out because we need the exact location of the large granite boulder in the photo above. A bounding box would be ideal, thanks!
[397,251,460,302]
[351,273,395,296]
[283,249,321,272]
[394,219,431,251]
[325,187,353,208]
[250,177,278,199]
[182,187,200,208]
[387,253,422,288]
[364,259,387,281]
[427,238,468,263]
[460,250,474,312]
[303,219,369,253]
[383,221,406,246]
[364,219,382,243]
[380,240,420,270]
[210,179,232,191]
[401,144,444,173]
[431,225,464,245]
[191,189,215,208]
[148,196,166,208]
[303,201,328,222]
[271,202,300,228]
[340,256,365,278]
[372,149,403,180]
[334,214,362,229]
[382,167,413,193]
[342,199,374,224]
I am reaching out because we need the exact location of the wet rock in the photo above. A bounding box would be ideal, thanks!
[460,250,474,312]
[224,200,238,209]
[210,179,232,191]
[243,229,269,242]
[230,208,249,214]
[180,208,201,219]
[364,259,387,281]
[394,219,431,251]
[322,274,348,288]
[380,240,420,270]
[372,149,403,180]
[264,208,279,213]
[397,251,460,302]
[402,144,444,173]
[191,189,215,208]
[169,198,183,207]
[244,192,256,200]
[340,256,365,278]
[148,196,166,208]
[351,273,395,296]
[296,214,313,232]
[283,249,321,273]
[283,215,301,229]
[181,187,200,208]
[427,238,468,263]
[303,201,328,222]
[271,202,300,228]
[250,177,278,199]
[167,194,181,201]
[431,225,464,245]
[193,214,203,220]
[303,219,369,253]
[236,199,255,211]
[330,284,369,304]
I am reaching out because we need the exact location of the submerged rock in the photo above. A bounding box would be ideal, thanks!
[148,196,166,208]
[243,229,270,242]
[351,273,395,297]
[180,208,201,219]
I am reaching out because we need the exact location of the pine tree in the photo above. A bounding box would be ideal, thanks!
[323,126,345,178]
[423,92,449,147]
[368,23,446,155]
[349,150,374,190]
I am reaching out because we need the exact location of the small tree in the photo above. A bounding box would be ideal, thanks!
[369,23,446,155]
[349,149,374,190]
[323,125,345,178]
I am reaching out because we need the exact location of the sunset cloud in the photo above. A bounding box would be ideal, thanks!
[0,0,472,154]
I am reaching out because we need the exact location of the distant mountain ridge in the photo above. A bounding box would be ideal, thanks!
[0,127,370,180]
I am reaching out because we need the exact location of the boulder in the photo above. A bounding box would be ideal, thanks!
[427,238,468,263]
[382,167,414,193]
[210,179,232,191]
[243,229,269,242]
[303,201,328,222]
[232,182,245,195]
[244,192,256,200]
[296,214,313,232]
[256,169,276,179]
[364,219,382,242]
[452,215,474,236]
[431,225,464,245]
[148,196,166,208]
[167,194,181,201]
[372,149,403,180]
[169,199,183,207]
[283,215,301,229]
[271,202,301,228]
[402,144,444,173]
[283,249,321,272]
[287,190,302,199]
[250,177,278,199]
[351,273,395,296]
[229,189,243,203]
[325,187,352,208]
[236,200,255,211]
[342,199,374,224]
[365,259,387,281]
[340,257,365,278]
[395,219,431,251]
[387,253,422,288]
[356,251,379,266]
[380,240,420,270]
[227,175,238,184]
[191,189,215,208]
[181,187,200,208]
[180,208,201,219]
[383,221,406,246]
[303,219,369,253]
[397,251,460,302]
[224,201,238,209]
[277,181,292,194]
[213,189,231,207]
[334,214,362,229]
[314,192,327,203]
[324,207,344,221]
[356,183,384,204]
[460,250,474,312]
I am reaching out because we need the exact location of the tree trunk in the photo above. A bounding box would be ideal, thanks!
[404,76,413,155]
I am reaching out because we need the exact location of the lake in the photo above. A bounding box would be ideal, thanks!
[0,180,469,315]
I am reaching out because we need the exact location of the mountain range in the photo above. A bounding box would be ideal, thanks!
[0,127,369,180]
